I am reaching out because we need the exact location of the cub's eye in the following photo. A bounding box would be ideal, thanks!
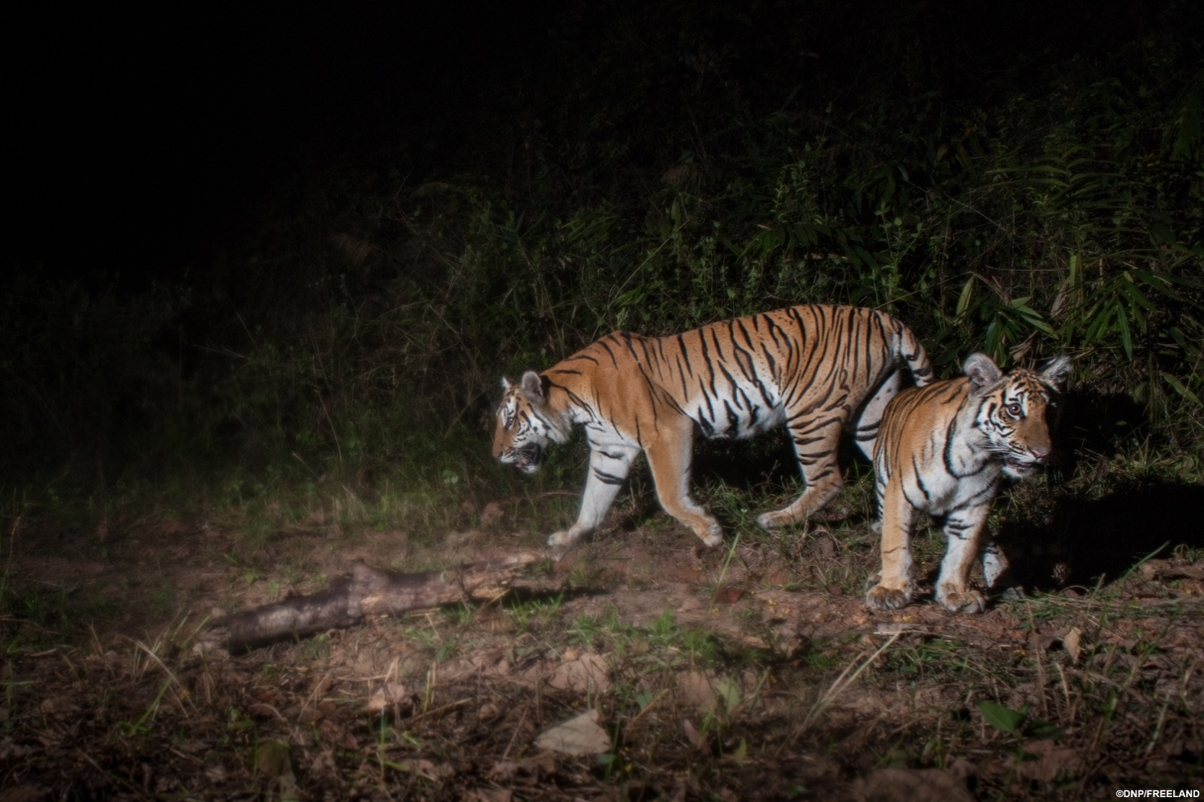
[1005,402,1022,417]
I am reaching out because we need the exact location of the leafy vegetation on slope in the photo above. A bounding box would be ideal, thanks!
[3,1,1200,496]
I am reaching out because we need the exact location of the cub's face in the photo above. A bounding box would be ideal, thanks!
[983,372,1057,479]
[968,354,1072,480]
[493,372,552,474]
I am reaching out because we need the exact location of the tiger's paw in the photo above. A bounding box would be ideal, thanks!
[937,588,986,614]
[756,509,797,530]
[865,583,913,611]
[697,523,723,548]
[547,530,580,549]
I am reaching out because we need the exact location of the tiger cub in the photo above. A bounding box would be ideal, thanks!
[493,305,932,550]
[866,352,1072,613]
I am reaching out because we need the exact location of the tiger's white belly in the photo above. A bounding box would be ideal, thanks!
[690,399,787,439]
[680,370,787,440]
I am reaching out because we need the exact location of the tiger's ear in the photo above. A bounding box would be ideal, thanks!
[963,353,1002,394]
[501,377,513,391]
[520,370,545,404]
[1039,354,1073,389]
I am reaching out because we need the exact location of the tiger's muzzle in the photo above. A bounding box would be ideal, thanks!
[1003,444,1050,478]
[1003,455,1041,478]
[507,444,542,474]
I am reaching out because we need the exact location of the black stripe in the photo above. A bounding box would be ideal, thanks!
[593,469,626,486]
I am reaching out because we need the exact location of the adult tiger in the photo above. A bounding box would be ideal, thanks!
[866,352,1072,614]
[493,304,933,549]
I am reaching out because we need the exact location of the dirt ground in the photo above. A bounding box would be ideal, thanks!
[2,508,1202,800]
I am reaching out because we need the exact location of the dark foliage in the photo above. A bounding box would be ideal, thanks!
[2,0,1201,487]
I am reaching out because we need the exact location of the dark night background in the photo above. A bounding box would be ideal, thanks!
[13,0,1192,283]
[4,0,1202,481]
[10,2,554,283]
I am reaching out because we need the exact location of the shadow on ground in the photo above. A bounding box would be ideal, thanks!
[1003,479,1204,591]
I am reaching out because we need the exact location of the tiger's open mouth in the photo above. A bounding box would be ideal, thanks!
[1004,454,1040,477]
[512,445,542,474]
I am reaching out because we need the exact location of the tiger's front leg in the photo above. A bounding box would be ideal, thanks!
[934,505,990,614]
[548,443,638,549]
[865,483,917,611]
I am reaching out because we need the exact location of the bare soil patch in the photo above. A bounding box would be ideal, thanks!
[2,511,1202,800]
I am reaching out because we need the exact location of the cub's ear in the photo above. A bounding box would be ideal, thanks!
[1039,354,1073,389]
[501,377,513,391]
[963,352,1002,394]
[520,371,545,404]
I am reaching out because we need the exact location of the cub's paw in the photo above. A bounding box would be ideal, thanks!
[937,588,986,614]
[754,511,779,530]
[865,583,913,611]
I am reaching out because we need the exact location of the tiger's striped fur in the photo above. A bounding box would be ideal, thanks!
[493,305,933,549]
[866,352,1072,614]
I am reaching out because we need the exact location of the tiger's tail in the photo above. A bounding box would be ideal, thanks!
[895,318,934,388]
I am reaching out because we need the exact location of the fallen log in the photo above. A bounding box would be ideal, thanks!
[204,553,544,652]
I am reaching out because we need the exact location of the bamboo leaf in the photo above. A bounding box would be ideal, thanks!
[1015,306,1056,335]
[956,276,976,318]
[1161,372,1202,406]
[1084,304,1111,344]
[1118,307,1133,360]
[1121,275,1156,313]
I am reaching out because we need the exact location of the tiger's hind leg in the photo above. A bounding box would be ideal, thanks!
[981,540,1009,588]
[644,419,723,548]
[756,416,846,530]
[981,539,1023,600]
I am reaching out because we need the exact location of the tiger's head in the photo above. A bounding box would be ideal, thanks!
[493,371,571,474]
[964,352,1073,480]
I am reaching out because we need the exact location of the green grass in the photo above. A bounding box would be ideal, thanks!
[2,484,1201,798]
